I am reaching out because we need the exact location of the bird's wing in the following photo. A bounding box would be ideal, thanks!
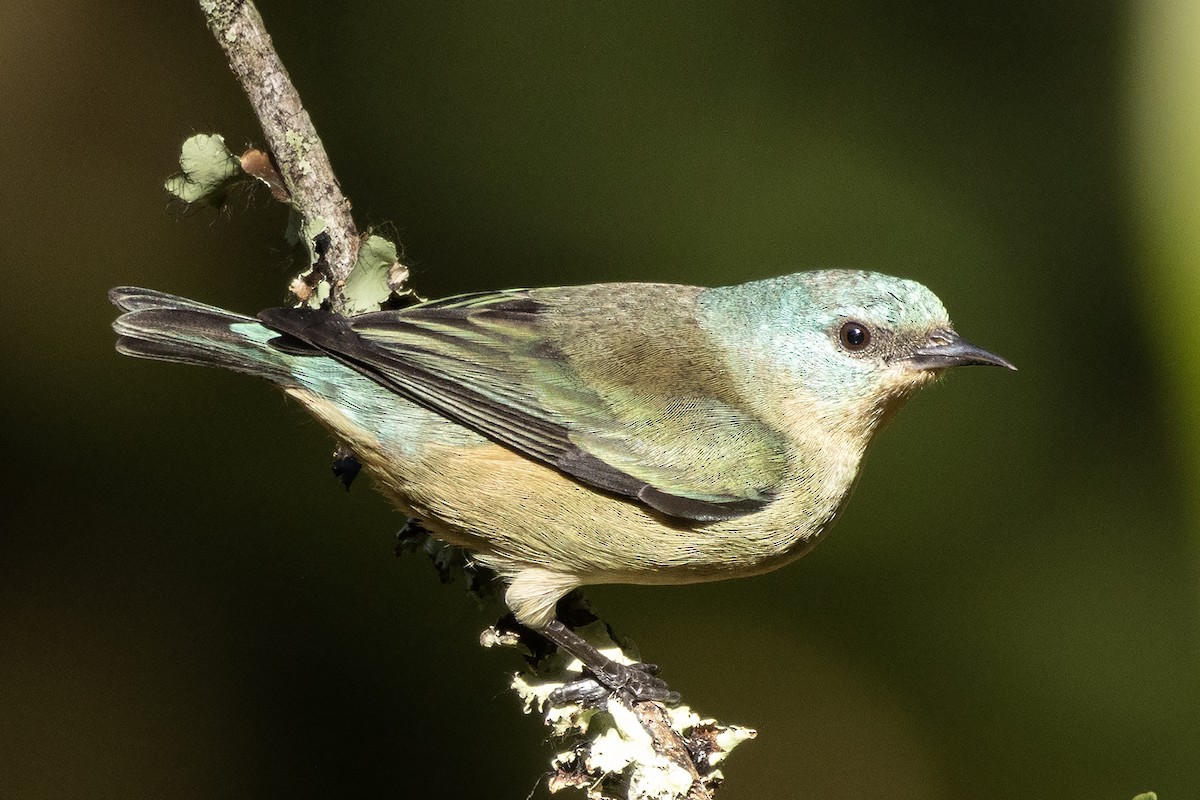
[258,286,788,522]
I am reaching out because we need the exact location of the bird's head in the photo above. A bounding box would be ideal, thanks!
[701,270,1014,439]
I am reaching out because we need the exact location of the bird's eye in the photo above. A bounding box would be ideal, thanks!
[838,321,871,351]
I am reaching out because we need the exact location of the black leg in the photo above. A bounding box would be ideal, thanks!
[541,619,680,705]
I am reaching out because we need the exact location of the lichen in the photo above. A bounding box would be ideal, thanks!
[486,620,757,799]
[164,133,243,206]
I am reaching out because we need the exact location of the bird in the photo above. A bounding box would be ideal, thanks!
[110,269,1013,702]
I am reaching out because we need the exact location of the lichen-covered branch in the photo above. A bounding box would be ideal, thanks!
[419,534,756,799]
[482,614,754,799]
[185,4,754,796]
[198,0,360,313]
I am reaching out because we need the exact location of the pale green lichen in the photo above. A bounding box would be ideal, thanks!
[164,133,244,205]
[284,129,314,175]
[292,217,331,308]
[292,232,404,313]
[708,724,756,768]
[303,216,328,248]
[342,235,399,315]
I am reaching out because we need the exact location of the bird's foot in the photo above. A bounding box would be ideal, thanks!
[550,661,681,706]
[539,618,681,706]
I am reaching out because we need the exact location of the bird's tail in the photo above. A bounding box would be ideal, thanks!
[110,287,296,384]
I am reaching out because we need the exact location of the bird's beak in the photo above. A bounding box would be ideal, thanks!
[904,330,1017,371]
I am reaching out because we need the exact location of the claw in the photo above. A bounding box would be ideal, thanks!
[548,676,609,707]
[538,619,681,706]
[549,661,680,706]
[613,661,678,703]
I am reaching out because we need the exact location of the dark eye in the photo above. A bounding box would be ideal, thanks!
[839,321,871,351]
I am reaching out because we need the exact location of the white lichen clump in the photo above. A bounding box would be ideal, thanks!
[483,621,756,799]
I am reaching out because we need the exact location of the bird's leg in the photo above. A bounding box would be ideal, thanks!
[541,619,680,706]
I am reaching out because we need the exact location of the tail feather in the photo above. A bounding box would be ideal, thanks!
[110,287,296,383]
[109,287,250,317]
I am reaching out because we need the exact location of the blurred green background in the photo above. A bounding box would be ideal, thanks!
[2,1,1198,797]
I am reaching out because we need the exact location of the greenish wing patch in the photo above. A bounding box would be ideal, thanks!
[567,396,786,503]
[261,290,787,522]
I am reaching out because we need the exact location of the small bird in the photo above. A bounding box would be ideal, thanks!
[110,270,1013,702]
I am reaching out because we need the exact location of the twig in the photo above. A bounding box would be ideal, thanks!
[628,700,713,800]
[192,4,752,796]
[199,0,359,313]
[477,579,755,799]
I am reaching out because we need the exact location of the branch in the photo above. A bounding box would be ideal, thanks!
[489,617,756,800]
[629,701,714,800]
[199,0,360,313]
[186,4,755,796]
[421,535,756,799]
